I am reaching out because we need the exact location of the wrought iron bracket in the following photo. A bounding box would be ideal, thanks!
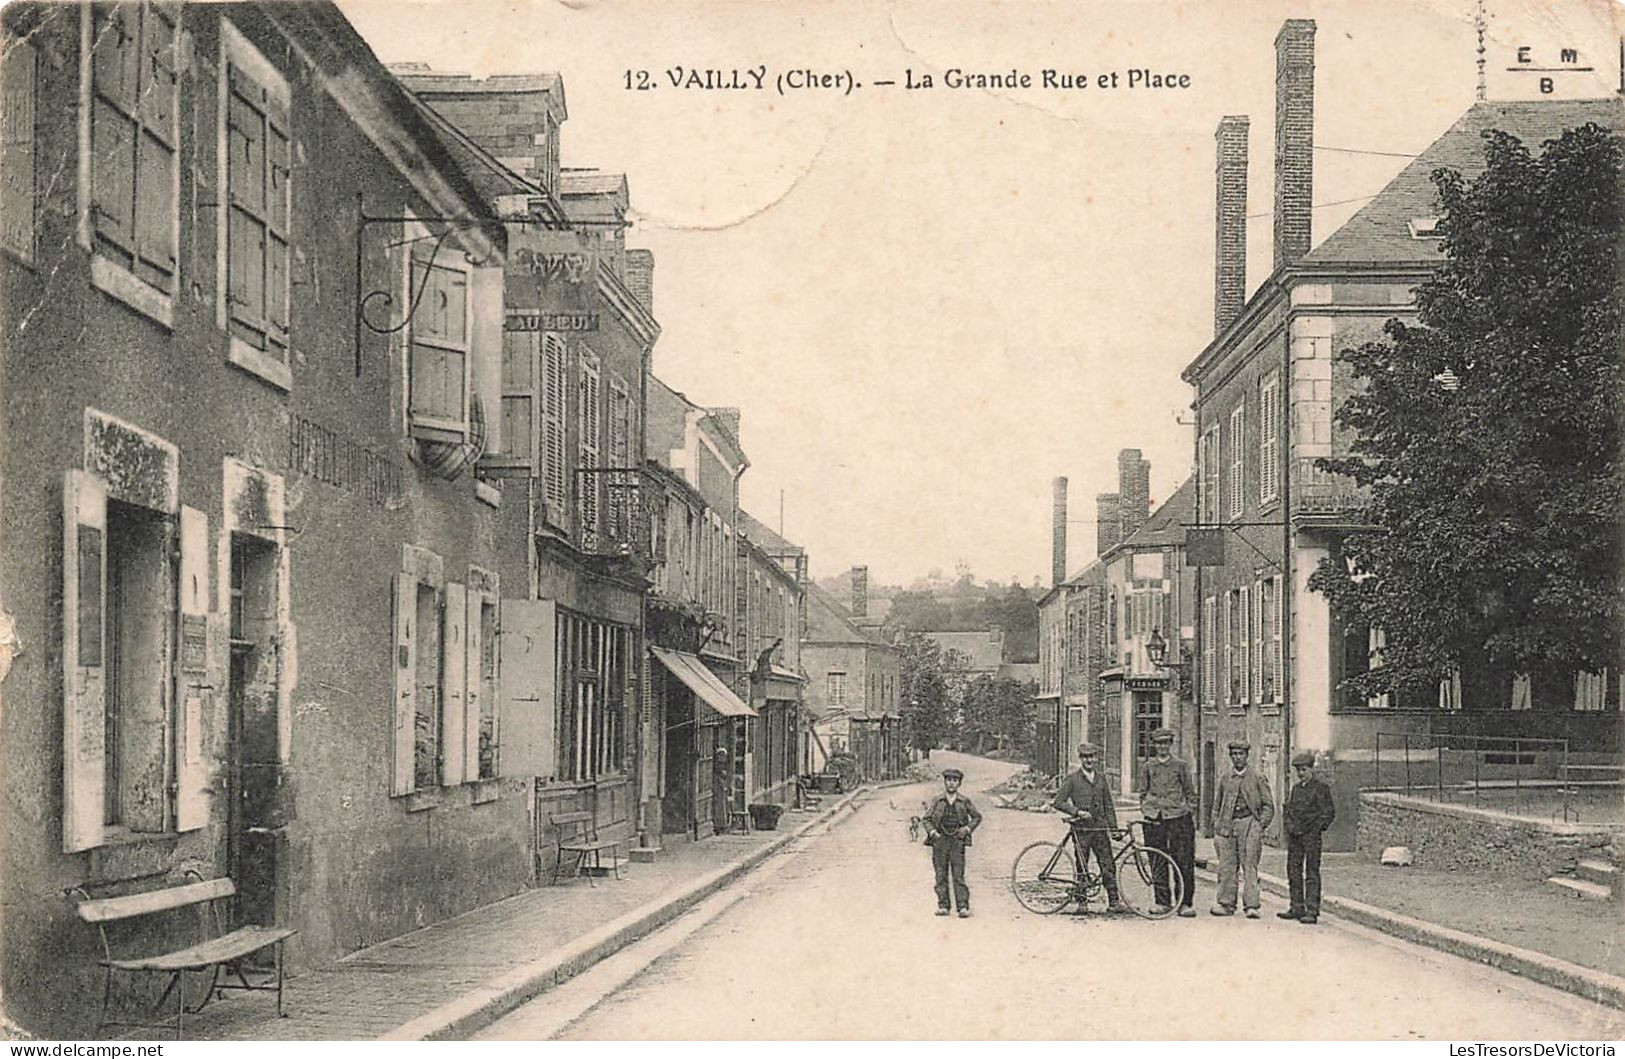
[352,194,506,377]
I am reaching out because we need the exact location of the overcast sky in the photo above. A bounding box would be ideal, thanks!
[336,0,1621,588]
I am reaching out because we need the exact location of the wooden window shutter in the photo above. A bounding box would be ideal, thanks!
[1252,579,1263,705]
[499,599,557,780]
[90,4,139,254]
[62,471,108,852]
[1267,574,1280,698]
[132,5,176,284]
[391,572,417,796]
[175,505,210,831]
[1239,585,1250,703]
[542,333,567,518]
[462,588,484,780]
[1,37,36,262]
[440,582,467,787]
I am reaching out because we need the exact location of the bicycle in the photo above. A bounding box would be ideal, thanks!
[1010,819,1185,919]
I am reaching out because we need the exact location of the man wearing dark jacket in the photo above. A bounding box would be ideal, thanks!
[922,768,983,917]
[1052,744,1130,914]
[1280,749,1336,924]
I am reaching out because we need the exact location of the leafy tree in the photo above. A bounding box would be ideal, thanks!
[960,674,1039,755]
[899,632,954,752]
[1309,124,1622,706]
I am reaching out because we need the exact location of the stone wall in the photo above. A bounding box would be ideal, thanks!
[1357,792,1620,882]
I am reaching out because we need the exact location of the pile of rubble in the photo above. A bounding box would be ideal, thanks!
[989,768,1060,812]
[903,758,943,783]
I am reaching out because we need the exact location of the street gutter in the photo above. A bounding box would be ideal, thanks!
[1191,865,1625,1011]
[379,785,871,1041]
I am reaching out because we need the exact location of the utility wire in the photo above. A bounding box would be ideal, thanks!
[1314,144,1422,159]
[1246,193,1380,220]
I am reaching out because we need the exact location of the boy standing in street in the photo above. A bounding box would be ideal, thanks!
[1280,750,1336,924]
[921,767,982,918]
[1136,728,1198,917]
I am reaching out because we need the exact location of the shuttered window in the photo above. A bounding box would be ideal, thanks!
[89,2,177,295]
[408,242,471,432]
[1199,425,1220,524]
[499,329,536,461]
[1,33,36,262]
[1228,405,1245,519]
[225,61,290,358]
[1201,596,1216,707]
[577,347,601,537]
[541,333,568,521]
[1259,372,1280,504]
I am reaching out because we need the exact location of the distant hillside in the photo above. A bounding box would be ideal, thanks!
[812,571,1038,663]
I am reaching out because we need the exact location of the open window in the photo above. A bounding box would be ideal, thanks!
[62,470,209,852]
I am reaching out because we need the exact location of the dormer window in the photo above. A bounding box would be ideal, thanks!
[1408,217,1442,239]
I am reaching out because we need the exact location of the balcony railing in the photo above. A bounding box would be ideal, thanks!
[575,466,656,562]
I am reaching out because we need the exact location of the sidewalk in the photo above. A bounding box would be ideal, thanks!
[124,793,861,1041]
[1255,850,1624,979]
[1192,845,1624,1009]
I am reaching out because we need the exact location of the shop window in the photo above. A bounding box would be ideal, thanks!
[556,611,631,782]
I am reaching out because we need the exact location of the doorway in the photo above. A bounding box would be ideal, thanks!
[226,533,280,930]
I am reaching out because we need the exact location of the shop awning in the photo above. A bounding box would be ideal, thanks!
[651,646,758,718]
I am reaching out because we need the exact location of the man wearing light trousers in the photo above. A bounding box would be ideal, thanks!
[1211,740,1274,918]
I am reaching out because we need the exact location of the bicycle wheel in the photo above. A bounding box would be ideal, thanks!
[1011,841,1079,914]
[1114,845,1184,920]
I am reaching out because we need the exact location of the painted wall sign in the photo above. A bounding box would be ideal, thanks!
[504,310,600,333]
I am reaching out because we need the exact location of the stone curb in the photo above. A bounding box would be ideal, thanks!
[378,787,870,1041]
[1191,865,1625,1010]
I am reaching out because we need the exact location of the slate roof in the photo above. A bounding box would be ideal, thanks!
[1111,476,1196,554]
[735,509,804,556]
[921,630,1004,672]
[803,582,891,647]
[1304,98,1625,267]
[561,169,630,197]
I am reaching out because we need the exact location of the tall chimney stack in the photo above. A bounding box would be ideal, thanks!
[1214,115,1249,335]
[1096,494,1122,557]
[851,566,868,619]
[1118,450,1151,539]
[1273,20,1316,272]
[1051,477,1069,586]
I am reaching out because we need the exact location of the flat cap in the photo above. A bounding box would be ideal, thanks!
[1076,742,1100,756]
[1291,750,1317,767]
[1226,740,1251,752]
[1150,728,1175,743]
[941,768,964,780]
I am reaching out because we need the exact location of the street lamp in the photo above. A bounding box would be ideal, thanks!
[1146,628,1169,669]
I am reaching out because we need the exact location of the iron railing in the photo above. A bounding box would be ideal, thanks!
[575,467,656,562]
[1372,731,1577,823]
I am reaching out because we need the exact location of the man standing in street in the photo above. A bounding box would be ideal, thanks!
[1136,728,1198,917]
[921,767,982,918]
[1211,739,1274,919]
[1280,750,1336,924]
[1052,744,1131,915]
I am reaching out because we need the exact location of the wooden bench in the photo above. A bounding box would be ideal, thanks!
[73,875,295,1038]
[553,809,624,885]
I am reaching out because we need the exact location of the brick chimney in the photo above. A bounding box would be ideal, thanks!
[1214,115,1249,335]
[851,566,868,618]
[1051,477,1068,586]
[710,407,740,447]
[391,68,567,197]
[1273,20,1316,271]
[1096,494,1122,557]
[1118,450,1151,539]
[624,249,654,313]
